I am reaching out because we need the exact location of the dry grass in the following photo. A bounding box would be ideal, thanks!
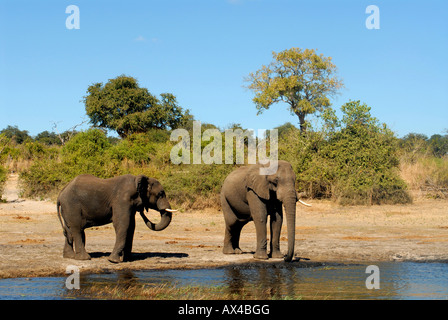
[65,282,295,300]
[399,155,448,199]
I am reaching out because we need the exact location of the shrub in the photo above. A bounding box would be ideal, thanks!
[280,101,412,205]
[20,128,121,199]
[0,166,7,201]
[161,164,236,210]
[278,128,333,198]
[16,102,415,207]
[20,160,65,198]
[323,101,411,204]
[109,133,154,165]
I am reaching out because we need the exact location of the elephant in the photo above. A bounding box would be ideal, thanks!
[220,160,310,262]
[57,174,177,263]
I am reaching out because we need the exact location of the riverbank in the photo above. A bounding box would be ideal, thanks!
[1,174,448,279]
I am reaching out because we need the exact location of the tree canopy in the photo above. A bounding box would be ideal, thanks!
[0,125,31,144]
[84,75,191,138]
[245,48,344,132]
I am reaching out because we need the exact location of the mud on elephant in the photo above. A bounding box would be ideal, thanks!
[57,174,177,263]
[220,160,310,262]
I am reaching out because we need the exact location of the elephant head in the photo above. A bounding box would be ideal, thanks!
[246,160,298,262]
[135,175,176,231]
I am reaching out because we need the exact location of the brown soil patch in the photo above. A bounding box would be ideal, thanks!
[8,238,45,245]
[341,236,378,241]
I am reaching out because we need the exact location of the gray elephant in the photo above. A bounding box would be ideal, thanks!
[220,160,310,262]
[57,174,177,263]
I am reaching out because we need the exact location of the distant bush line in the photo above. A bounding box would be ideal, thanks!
[1,101,447,207]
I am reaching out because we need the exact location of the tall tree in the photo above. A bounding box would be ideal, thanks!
[84,75,190,138]
[245,48,343,132]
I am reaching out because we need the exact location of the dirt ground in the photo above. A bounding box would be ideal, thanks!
[1,174,448,279]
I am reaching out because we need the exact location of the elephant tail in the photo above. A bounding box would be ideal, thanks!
[57,200,72,242]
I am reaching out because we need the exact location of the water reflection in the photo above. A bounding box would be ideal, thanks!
[1,261,447,300]
[224,265,302,299]
[214,262,448,299]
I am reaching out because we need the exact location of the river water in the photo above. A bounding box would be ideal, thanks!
[1,261,447,300]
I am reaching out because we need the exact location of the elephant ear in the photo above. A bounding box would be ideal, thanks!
[135,175,149,201]
[246,165,270,200]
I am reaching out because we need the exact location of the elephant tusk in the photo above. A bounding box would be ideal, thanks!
[298,199,312,207]
[164,209,178,212]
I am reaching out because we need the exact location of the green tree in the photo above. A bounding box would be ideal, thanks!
[245,48,344,132]
[84,75,191,138]
[274,122,300,139]
[0,125,31,144]
[428,134,448,158]
[322,101,409,204]
[279,101,411,204]
[35,131,62,146]
[399,133,429,162]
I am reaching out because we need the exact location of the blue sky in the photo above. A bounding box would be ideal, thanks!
[0,0,447,138]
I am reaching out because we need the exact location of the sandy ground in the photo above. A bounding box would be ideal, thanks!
[1,174,448,279]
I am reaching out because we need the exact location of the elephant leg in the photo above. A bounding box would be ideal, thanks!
[72,227,91,260]
[123,214,136,262]
[61,206,89,260]
[61,209,75,259]
[63,234,75,259]
[109,210,133,263]
[247,191,269,260]
[224,219,248,254]
[269,207,284,259]
[222,196,247,254]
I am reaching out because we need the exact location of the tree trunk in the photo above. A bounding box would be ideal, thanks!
[298,112,306,133]
[293,108,306,133]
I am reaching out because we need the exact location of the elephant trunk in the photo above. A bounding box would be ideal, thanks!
[283,196,297,262]
[140,209,172,232]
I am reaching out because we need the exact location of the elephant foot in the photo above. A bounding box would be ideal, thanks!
[63,251,76,259]
[223,246,243,255]
[270,250,284,259]
[108,253,123,263]
[253,251,269,260]
[75,252,91,260]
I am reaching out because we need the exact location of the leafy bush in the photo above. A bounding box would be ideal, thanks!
[280,101,412,205]
[20,128,120,199]
[108,130,170,165]
[161,164,236,210]
[322,101,411,204]
[0,166,7,201]
[19,127,233,205]
[109,134,153,165]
